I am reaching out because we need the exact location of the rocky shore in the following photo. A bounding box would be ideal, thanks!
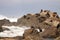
[0,9,60,40]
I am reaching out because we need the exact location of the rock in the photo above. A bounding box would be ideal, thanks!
[0,20,5,32]
[40,26,59,38]
[17,10,60,39]
[23,27,44,40]
[23,28,34,38]
[0,9,60,40]
[0,36,23,40]
[2,19,11,26]
[17,9,59,27]
[54,36,60,40]
[3,19,17,26]
[44,18,60,27]
[17,13,38,26]
[0,26,3,32]
[3,19,10,25]
[23,35,43,40]
[0,19,11,32]
[57,23,60,36]
[17,12,49,27]
[2,19,10,26]
[40,10,59,18]
[40,10,50,17]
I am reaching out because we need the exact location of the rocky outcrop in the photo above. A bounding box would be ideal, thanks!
[40,10,59,18]
[44,18,60,27]
[3,19,17,26]
[2,19,11,26]
[0,19,11,31]
[23,28,44,40]
[40,26,59,38]
[17,11,50,27]
[17,9,60,40]
[1,9,60,40]
[0,20,5,32]
[17,10,59,28]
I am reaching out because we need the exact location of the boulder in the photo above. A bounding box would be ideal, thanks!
[23,28,44,40]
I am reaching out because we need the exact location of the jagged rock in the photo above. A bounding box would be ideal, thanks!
[3,19,17,26]
[23,35,43,40]
[57,23,60,36]
[0,20,5,32]
[2,19,11,26]
[17,12,49,27]
[3,19,10,24]
[54,36,60,40]
[0,9,60,40]
[17,10,60,40]
[23,28,44,40]
[17,10,59,28]
[23,28,38,38]
[1,19,10,26]
[0,19,11,32]
[44,18,60,27]
[40,26,59,38]
[40,10,59,18]
[17,14,39,26]
[40,10,50,17]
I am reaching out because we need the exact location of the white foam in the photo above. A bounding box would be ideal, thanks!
[8,18,18,22]
[0,15,18,22]
[0,26,30,37]
[0,15,8,20]
[36,29,40,32]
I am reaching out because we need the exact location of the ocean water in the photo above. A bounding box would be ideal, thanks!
[0,26,30,37]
